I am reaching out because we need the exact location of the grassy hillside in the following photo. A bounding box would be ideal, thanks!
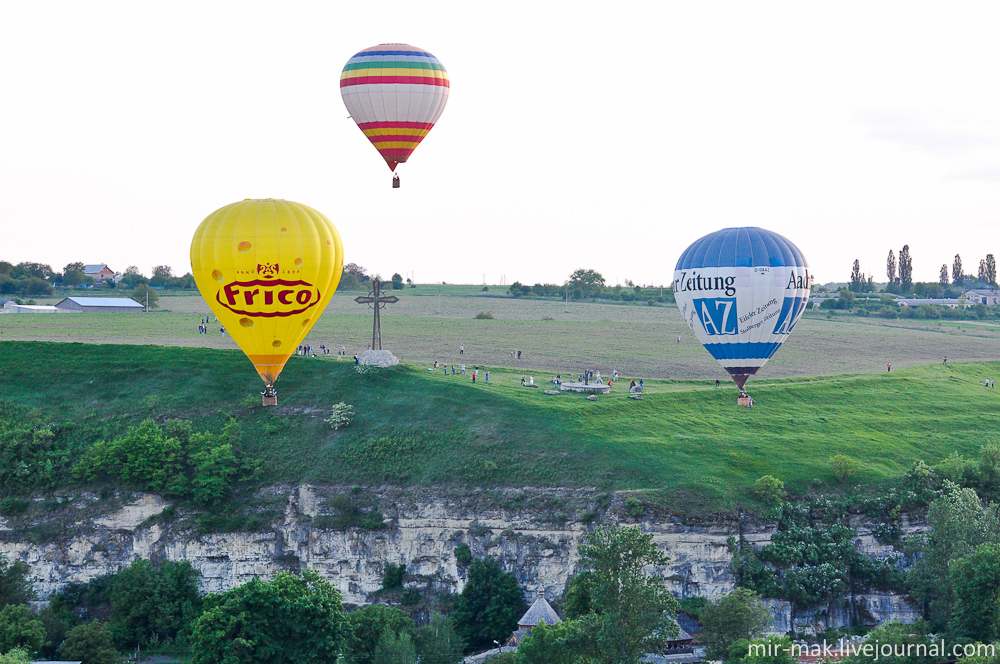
[2,340,999,514]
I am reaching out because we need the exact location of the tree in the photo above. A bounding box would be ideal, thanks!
[414,613,464,664]
[0,604,45,654]
[190,570,350,664]
[905,482,1000,629]
[830,454,862,484]
[391,273,404,290]
[517,619,580,664]
[121,266,146,288]
[372,629,416,664]
[108,558,202,648]
[939,264,949,286]
[568,269,606,298]
[887,250,897,288]
[346,604,415,664]
[849,260,863,293]
[0,554,36,608]
[130,283,158,309]
[0,650,30,664]
[953,254,963,287]
[58,621,120,664]
[979,259,987,284]
[750,476,785,507]
[729,635,796,664]
[840,622,936,664]
[949,542,1000,641]
[572,525,679,664]
[898,245,913,293]
[699,588,772,661]
[988,254,997,286]
[450,557,526,652]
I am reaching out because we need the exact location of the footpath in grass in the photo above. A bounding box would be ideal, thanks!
[2,341,998,514]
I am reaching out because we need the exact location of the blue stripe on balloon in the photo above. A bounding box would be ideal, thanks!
[675,227,808,270]
[702,341,785,361]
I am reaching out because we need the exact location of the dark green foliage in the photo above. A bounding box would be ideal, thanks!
[517,619,581,664]
[750,475,785,507]
[74,418,248,504]
[190,570,349,664]
[312,494,385,531]
[372,629,415,664]
[0,554,35,608]
[623,497,644,518]
[948,542,1000,641]
[454,543,473,566]
[58,621,121,664]
[841,622,937,664]
[451,557,526,653]
[905,482,1000,630]
[414,613,464,664]
[0,400,74,495]
[0,604,45,654]
[728,635,796,664]
[345,604,415,664]
[677,596,709,620]
[700,588,772,661]
[381,563,406,591]
[37,603,78,659]
[562,571,595,619]
[572,525,679,664]
[108,559,202,648]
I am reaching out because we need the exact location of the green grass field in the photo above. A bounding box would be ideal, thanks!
[3,340,999,514]
[5,290,1000,381]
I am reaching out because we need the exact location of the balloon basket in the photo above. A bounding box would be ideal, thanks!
[262,386,277,407]
[392,174,400,189]
[738,390,751,407]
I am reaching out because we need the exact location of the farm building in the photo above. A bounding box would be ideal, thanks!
[962,289,1000,305]
[3,303,65,313]
[54,297,144,312]
[898,298,960,308]
[83,264,116,282]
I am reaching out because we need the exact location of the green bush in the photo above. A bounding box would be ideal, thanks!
[0,604,45,654]
[473,311,494,319]
[73,419,248,504]
[454,543,473,566]
[624,497,645,518]
[831,454,862,484]
[325,402,355,430]
[108,559,202,648]
[381,563,406,590]
[58,621,120,664]
[750,475,785,506]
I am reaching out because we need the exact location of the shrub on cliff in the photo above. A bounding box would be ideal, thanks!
[73,418,250,505]
[0,554,35,608]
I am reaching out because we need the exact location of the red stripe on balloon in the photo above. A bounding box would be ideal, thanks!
[340,76,450,88]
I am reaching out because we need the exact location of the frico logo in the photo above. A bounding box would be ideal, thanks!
[216,263,320,317]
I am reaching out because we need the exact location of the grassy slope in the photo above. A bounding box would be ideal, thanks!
[2,340,998,514]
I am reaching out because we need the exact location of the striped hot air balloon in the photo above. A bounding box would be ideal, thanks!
[341,43,449,185]
[673,227,811,393]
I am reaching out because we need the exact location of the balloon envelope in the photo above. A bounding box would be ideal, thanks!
[341,43,449,172]
[190,199,344,386]
[673,227,810,389]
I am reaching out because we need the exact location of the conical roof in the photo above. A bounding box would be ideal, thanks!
[518,589,561,628]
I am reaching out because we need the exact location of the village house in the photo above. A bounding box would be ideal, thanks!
[962,288,1000,305]
[83,264,116,282]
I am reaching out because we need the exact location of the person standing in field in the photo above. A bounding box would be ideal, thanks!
[485,370,490,383]
[461,364,466,374]
[887,363,891,372]
[677,335,681,343]
[460,344,464,354]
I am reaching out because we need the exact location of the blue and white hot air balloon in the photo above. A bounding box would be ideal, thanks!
[673,227,810,391]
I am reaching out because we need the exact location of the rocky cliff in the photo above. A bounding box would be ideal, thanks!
[0,486,920,633]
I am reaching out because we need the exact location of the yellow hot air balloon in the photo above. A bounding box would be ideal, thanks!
[190,199,344,404]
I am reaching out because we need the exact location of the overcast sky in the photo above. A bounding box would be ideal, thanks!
[2,1,999,286]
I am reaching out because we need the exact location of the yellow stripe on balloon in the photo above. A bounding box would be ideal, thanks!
[361,128,430,137]
[340,68,450,80]
[371,141,422,149]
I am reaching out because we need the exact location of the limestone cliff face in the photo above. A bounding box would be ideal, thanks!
[0,486,919,632]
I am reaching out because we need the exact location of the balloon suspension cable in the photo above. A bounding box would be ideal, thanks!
[263,384,276,397]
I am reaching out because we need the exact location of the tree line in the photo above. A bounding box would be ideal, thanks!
[850,248,997,294]
[508,269,674,305]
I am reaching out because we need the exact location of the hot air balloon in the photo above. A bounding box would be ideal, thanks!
[673,227,810,401]
[190,199,344,405]
[340,43,449,187]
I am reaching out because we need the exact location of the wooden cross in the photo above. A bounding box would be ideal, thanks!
[354,278,399,350]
